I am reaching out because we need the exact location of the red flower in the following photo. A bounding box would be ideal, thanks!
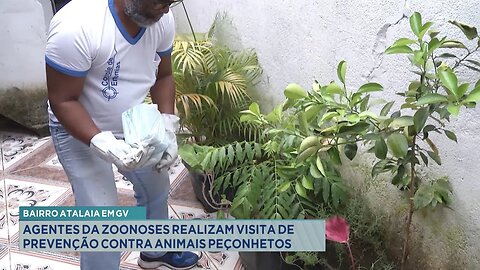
[325,216,350,244]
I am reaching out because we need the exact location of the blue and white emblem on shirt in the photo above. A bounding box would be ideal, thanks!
[102,86,118,101]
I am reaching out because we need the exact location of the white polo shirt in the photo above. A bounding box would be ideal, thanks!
[45,0,175,135]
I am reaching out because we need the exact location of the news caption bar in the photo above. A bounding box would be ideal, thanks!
[19,206,325,252]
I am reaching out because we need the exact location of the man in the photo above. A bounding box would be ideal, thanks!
[45,0,199,269]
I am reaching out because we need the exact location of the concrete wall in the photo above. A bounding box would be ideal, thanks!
[0,0,53,132]
[174,1,480,268]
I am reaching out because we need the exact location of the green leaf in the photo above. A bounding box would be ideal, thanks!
[419,22,434,40]
[374,139,388,159]
[322,179,330,202]
[391,38,416,47]
[245,142,254,161]
[350,92,362,107]
[423,124,436,134]
[447,104,460,116]
[295,182,308,199]
[337,60,347,84]
[346,113,360,123]
[326,82,344,94]
[437,53,458,58]
[391,164,406,185]
[428,38,443,54]
[410,12,423,37]
[360,95,370,111]
[414,185,435,209]
[304,105,322,122]
[316,155,326,176]
[463,64,480,72]
[387,133,409,158]
[429,29,440,39]
[358,111,378,120]
[278,181,291,192]
[385,45,413,54]
[338,122,371,135]
[427,151,442,165]
[466,59,480,67]
[358,83,383,94]
[417,93,448,105]
[449,20,478,40]
[413,50,426,66]
[414,107,429,133]
[284,83,307,99]
[328,147,342,165]
[440,40,466,49]
[302,176,314,190]
[465,85,480,102]
[298,111,309,135]
[227,145,235,164]
[331,182,348,208]
[389,116,414,129]
[444,130,458,143]
[420,151,429,166]
[310,162,323,178]
[344,143,358,160]
[321,111,339,122]
[248,102,261,116]
[239,113,257,123]
[178,144,201,168]
[380,101,395,116]
[438,69,458,98]
[457,83,470,98]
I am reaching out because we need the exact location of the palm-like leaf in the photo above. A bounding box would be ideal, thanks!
[170,20,262,143]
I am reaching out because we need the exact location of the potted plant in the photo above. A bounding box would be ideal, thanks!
[146,15,263,211]
[179,90,351,269]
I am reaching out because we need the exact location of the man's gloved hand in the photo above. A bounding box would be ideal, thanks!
[155,114,180,171]
[90,131,151,170]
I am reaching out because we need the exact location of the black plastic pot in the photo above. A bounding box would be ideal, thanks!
[239,252,298,270]
[184,162,235,213]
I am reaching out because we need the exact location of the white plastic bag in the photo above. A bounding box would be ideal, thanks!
[121,104,169,167]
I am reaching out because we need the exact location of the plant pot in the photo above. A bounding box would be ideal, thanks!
[184,161,235,213]
[239,252,298,270]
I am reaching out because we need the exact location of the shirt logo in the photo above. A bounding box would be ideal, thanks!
[101,57,121,101]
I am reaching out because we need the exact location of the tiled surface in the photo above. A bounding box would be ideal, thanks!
[0,130,244,270]
[0,178,69,243]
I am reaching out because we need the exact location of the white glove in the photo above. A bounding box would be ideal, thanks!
[90,131,151,171]
[155,114,180,171]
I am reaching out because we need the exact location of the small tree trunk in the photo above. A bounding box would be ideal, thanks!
[400,138,417,270]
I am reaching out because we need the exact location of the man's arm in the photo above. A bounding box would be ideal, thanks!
[149,55,175,114]
[47,65,100,145]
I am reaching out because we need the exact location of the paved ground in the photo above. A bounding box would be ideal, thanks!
[0,127,243,270]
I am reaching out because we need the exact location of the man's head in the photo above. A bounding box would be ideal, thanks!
[123,0,182,27]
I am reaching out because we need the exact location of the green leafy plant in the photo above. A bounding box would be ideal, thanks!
[283,12,479,269]
[145,15,262,144]
[180,96,351,220]
[171,15,263,145]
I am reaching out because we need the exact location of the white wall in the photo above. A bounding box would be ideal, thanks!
[174,1,480,268]
[0,0,53,132]
[0,0,53,89]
